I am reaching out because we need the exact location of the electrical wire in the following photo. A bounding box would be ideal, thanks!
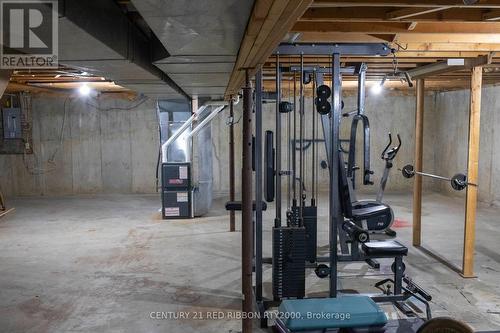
[86,95,149,111]
[22,96,71,175]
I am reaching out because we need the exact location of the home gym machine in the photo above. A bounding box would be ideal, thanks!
[246,43,445,332]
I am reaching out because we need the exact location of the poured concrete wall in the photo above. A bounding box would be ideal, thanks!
[7,87,496,205]
[211,92,438,198]
[0,96,160,197]
[433,85,500,206]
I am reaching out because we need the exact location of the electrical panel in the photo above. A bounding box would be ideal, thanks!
[2,108,22,139]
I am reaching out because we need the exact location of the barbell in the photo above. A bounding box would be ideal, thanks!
[401,164,476,191]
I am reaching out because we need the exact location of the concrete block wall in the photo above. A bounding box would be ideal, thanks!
[0,96,160,197]
[433,85,500,205]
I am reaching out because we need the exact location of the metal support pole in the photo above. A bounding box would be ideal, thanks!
[241,70,253,333]
[299,54,305,223]
[292,72,297,206]
[311,72,316,205]
[329,53,342,298]
[394,257,403,295]
[275,55,282,227]
[229,97,236,232]
[255,69,263,301]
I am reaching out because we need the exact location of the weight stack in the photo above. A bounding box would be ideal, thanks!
[272,227,306,300]
[287,206,300,227]
[303,206,318,263]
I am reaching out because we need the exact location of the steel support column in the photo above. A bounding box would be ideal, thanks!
[241,71,253,333]
[329,53,342,298]
[229,97,236,232]
[255,69,264,301]
[275,55,282,227]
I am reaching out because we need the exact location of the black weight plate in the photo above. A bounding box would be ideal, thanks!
[315,96,328,104]
[391,261,406,273]
[451,173,467,191]
[402,164,415,178]
[315,264,330,279]
[316,101,331,115]
[279,101,293,113]
[316,84,331,99]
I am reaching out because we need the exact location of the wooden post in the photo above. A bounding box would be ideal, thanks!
[462,67,482,278]
[0,186,5,211]
[413,79,425,246]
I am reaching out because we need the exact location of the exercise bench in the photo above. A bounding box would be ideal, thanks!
[275,296,387,332]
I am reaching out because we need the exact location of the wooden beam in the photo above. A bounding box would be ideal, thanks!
[394,51,493,57]
[0,208,15,219]
[369,34,397,42]
[387,6,451,20]
[483,9,500,20]
[462,66,482,278]
[394,33,500,43]
[292,21,500,33]
[298,32,395,42]
[302,7,500,22]
[261,77,500,92]
[408,22,418,30]
[399,42,500,52]
[298,32,500,44]
[225,0,313,98]
[0,187,5,211]
[408,55,492,78]
[413,79,425,247]
[0,208,16,218]
[311,0,500,8]
[0,70,12,99]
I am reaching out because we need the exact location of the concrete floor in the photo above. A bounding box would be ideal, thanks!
[0,193,499,332]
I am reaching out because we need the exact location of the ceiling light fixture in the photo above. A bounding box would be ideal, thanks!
[78,84,91,96]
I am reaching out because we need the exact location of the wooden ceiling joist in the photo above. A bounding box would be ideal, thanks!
[407,55,492,79]
[483,9,500,20]
[225,0,313,98]
[386,7,451,20]
[228,0,500,93]
[310,0,500,8]
[292,21,500,33]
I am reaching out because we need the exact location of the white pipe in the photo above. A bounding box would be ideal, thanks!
[187,105,226,138]
[161,95,237,162]
[161,105,208,161]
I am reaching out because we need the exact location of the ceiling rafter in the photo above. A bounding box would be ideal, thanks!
[292,21,500,34]
[310,0,500,8]
[386,6,452,20]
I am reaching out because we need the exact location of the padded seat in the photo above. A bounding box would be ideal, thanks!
[352,203,391,220]
[362,240,408,257]
[225,201,267,211]
[278,296,387,331]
